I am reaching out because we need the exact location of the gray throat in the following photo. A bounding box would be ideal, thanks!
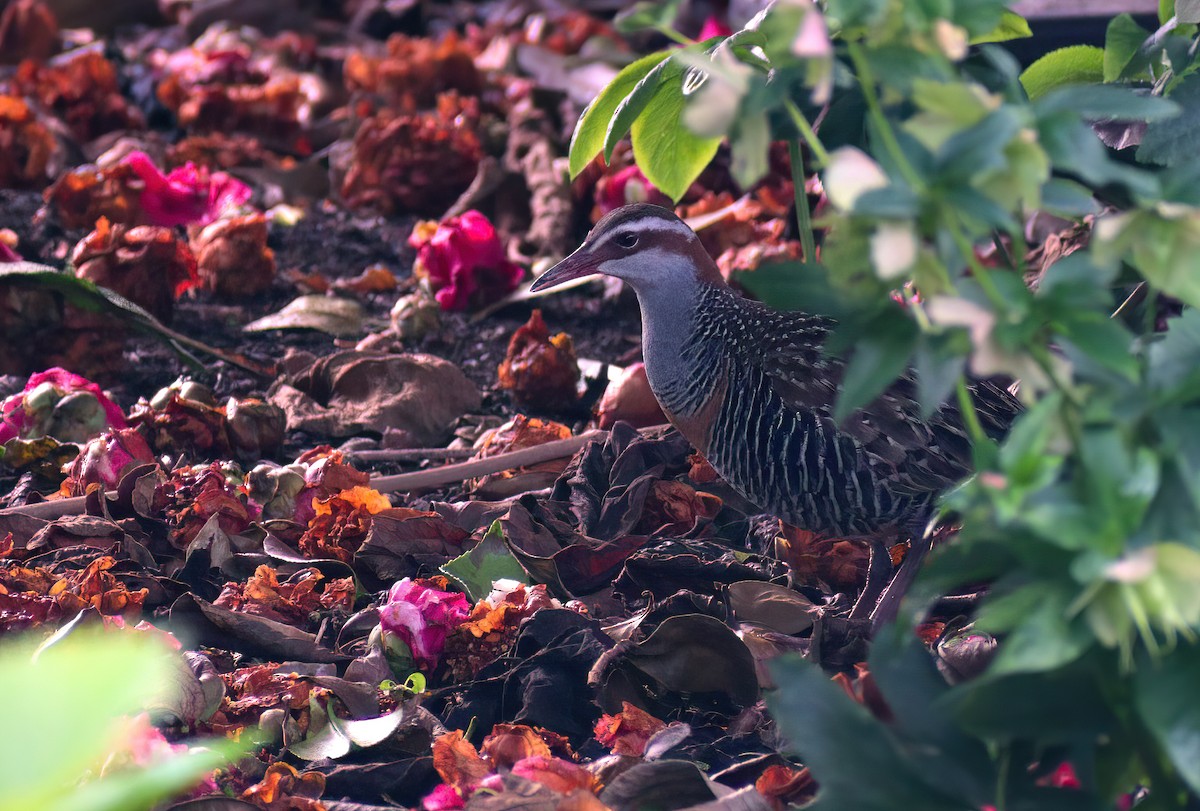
[632,279,722,419]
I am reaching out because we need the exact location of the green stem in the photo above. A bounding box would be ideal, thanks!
[783,98,831,167]
[788,139,818,263]
[655,25,693,46]
[994,743,1011,811]
[956,375,989,448]
[947,220,1009,312]
[845,40,923,190]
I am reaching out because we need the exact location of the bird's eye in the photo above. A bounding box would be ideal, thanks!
[615,232,638,249]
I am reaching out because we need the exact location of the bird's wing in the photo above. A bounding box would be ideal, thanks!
[751,305,1020,497]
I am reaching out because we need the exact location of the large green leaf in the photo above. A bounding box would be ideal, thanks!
[630,78,723,201]
[1138,72,1200,167]
[1103,14,1152,81]
[604,56,681,163]
[440,520,529,602]
[767,655,974,811]
[1134,642,1200,794]
[834,316,918,423]
[0,630,238,811]
[1020,45,1105,100]
[970,10,1032,44]
[568,51,671,178]
[0,262,269,376]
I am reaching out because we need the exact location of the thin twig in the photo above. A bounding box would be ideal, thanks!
[345,447,477,463]
[0,430,610,522]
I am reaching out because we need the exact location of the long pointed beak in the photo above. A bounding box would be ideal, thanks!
[530,246,600,292]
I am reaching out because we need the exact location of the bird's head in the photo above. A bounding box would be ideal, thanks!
[530,203,724,295]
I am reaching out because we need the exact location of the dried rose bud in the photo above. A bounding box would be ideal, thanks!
[390,289,441,340]
[246,462,307,521]
[190,212,275,297]
[123,150,251,228]
[497,310,579,409]
[71,218,199,323]
[0,367,126,444]
[593,165,669,220]
[596,362,666,429]
[0,94,55,190]
[339,97,482,217]
[11,50,143,142]
[0,0,57,65]
[65,427,156,494]
[408,210,525,312]
[42,162,143,229]
[378,577,470,671]
[225,396,285,460]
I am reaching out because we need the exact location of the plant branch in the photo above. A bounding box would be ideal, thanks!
[845,41,923,189]
[783,98,831,167]
[788,139,818,263]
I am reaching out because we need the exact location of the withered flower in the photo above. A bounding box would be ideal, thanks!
[344,32,482,111]
[0,95,55,189]
[410,210,525,312]
[71,218,199,322]
[497,310,579,409]
[339,95,481,217]
[189,212,276,297]
[11,49,144,142]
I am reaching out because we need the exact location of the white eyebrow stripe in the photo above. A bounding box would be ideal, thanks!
[589,216,695,250]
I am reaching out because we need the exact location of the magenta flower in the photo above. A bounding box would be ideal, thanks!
[0,241,20,262]
[698,15,733,39]
[422,784,465,811]
[408,211,525,311]
[595,165,669,218]
[67,427,156,492]
[122,151,252,228]
[0,368,127,444]
[378,578,470,670]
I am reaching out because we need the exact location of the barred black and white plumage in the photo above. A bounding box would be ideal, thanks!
[532,203,1020,541]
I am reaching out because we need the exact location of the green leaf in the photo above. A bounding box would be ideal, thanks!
[834,317,918,423]
[568,51,671,178]
[614,0,685,34]
[767,655,974,811]
[0,630,239,811]
[1134,641,1200,794]
[970,11,1031,44]
[984,587,1094,676]
[440,520,529,602]
[1055,311,1138,380]
[1138,72,1200,167]
[1020,45,1105,101]
[734,261,849,317]
[729,112,771,189]
[1034,84,1180,122]
[1104,14,1152,81]
[604,56,679,163]
[1040,178,1099,215]
[630,78,723,201]
[0,261,265,376]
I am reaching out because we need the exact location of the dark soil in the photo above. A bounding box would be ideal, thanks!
[0,188,643,453]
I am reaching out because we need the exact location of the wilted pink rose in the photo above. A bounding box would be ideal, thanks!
[408,211,525,311]
[698,15,733,39]
[122,150,251,228]
[0,241,19,262]
[0,367,126,444]
[379,578,470,670]
[66,427,156,493]
[595,166,670,218]
[422,784,466,811]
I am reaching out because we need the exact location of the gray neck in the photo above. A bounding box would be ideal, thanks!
[626,260,714,417]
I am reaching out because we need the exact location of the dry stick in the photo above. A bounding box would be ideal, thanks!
[0,429,610,522]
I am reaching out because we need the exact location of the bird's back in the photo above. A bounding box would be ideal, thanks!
[667,285,1018,537]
